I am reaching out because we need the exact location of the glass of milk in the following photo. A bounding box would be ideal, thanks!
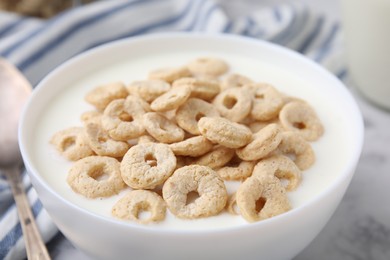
[341,0,390,110]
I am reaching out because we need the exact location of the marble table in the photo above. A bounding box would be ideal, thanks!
[45,1,390,259]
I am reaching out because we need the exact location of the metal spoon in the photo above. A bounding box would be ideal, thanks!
[0,58,51,260]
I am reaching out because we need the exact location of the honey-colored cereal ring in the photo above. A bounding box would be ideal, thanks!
[101,99,145,141]
[142,112,185,144]
[221,73,253,91]
[236,123,282,161]
[67,156,126,198]
[279,101,324,141]
[187,57,229,77]
[50,127,94,161]
[85,123,129,158]
[212,86,252,122]
[80,110,102,125]
[252,155,301,191]
[137,135,156,144]
[123,95,151,120]
[248,118,280,133]
[250,83,285,121]
[84,82,128,111]
[127,80,170,102]
[277,131,315,170]
[192,146,235,170]
[236,175,291,222]
[150,85,191,112]
[173,77,220,101]
[148,66,192,83]
[175,98,220,135]
[169,135,214,157]
[120,143,176,189]
[217,156,256,181]
[198,117,252,149]
[112,190,166,224]
[162,165,228,219]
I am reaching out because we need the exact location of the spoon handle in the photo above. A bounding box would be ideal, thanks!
[6,166,51,260]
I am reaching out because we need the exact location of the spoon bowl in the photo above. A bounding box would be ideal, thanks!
[0,57,51,260]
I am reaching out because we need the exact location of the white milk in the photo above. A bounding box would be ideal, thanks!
[33,52,351,230]
[341,0,390,109]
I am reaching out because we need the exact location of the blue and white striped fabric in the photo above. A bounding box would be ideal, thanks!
[0,0,345,259]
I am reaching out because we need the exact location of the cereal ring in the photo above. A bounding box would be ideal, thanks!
[80,110,102,125]
[120,143,176,189]
[198,117,252,149]
[169,136,214,157]
[142,112,185,143]
[176,98,219,135]
[85,82,128,110]
[137,135,156,144]
[212,86,252,122]
[192,146,235,169]
[127,80,170,102]
[67,156,126,198]
[187,57,229,77]
[279,101,324,141]
[148,66,192,83]
[248,118,280,133]
[236,123,282,161]
[124,95,151,120]
[221,73,253,91]
[252,155,301,191]
[150,85,191,112]
[173,77,220,101]
[217,156,256,181]
[162,165,227,219]
[112,190,166,224]
[236,175,291,222]
[50,127,94,161]
[250,83,285,121]
[277,131,315,170]
[101,99,145,141]
[85,123,129,157]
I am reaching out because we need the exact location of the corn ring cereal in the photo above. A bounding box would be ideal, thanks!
[277,131,315,170]
[221,73,253,90]
[236,175,291,222]
[150,85,191,112]
[84,82,128,111]
[187,57,229,77]
[236,123,282,161]
[120,143,176,189]
[173,77,220,101]
[127,80,170,102]
[162,165,227,219]
[212,86,252,122]
[67,156,126,198]
[169,136,214,157]
[50,127,94,161]
[112,190,166,224]
[192,145,235,170]
[176,98,219,135]
[148,66,192,83]
[143,112,185,144]
[279,101,324,141]
[198,117,252,148]
[102,99,145,141]
[250,83,285,121]
[84,123,129,158]
[252,155,301,191]
[217,156,256,181]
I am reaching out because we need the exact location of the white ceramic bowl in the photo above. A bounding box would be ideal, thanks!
[19,33,364,260]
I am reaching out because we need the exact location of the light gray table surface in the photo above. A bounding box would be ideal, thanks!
[46,1,390,259]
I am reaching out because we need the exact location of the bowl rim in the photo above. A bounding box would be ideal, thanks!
[19,32,364,235]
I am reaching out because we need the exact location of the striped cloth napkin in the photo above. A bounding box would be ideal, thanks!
[0,0,346,259]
